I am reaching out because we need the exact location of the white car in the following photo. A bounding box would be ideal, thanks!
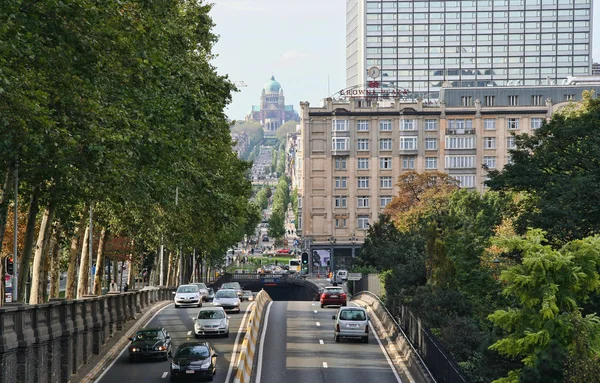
[212,289,241,312]
[193,283,209,302]
[173,284,202,308]
[193,307,230,337]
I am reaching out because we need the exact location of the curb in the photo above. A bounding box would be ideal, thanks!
[79,300,173,383]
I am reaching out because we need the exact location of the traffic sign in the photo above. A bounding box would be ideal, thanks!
[347,273,362,281]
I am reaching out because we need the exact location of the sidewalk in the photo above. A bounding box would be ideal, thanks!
[71,299,172,383]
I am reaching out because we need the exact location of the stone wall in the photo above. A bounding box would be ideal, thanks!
[0,288,175,383]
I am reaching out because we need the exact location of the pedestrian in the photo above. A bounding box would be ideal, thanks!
[109,280,118,292]
[123,282,129,292]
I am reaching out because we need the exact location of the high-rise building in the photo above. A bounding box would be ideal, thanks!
[346,0,593,99]
[593,62,600,75]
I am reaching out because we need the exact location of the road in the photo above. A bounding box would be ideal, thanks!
[97,301,254,383]
[258,301,401,383]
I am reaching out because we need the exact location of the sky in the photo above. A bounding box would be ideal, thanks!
[210,0,600,121]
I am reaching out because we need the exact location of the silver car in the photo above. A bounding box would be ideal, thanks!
[212,289,241,312]
[193,283,209,302]
[194,307,230,337]
[173,284,201,308]
[332,307,369,343]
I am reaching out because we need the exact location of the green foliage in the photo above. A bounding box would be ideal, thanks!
[275,121,298,142]
[231,121,264,160]
[486,91,600,243]
[276,148,285,177]
[488,230,600,382]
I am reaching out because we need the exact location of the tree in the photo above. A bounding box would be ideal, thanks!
[275,121,298,142]
[486,91,600,243]
[488,229,600,383]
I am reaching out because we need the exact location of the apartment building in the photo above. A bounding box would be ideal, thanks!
[298,83,600,270]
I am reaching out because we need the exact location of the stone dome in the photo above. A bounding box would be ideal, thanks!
[263,75,281,93]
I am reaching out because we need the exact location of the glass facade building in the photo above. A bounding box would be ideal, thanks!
[346,0,593,99]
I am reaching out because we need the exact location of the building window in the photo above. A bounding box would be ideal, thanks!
[425,157,437,169]
[358,196,370,208]
[357,216,369,230]
[531,95,544,105]
[425,138,437,150]
[357,120,370,131]
[380,157,392,169]
[447,119,474,131]
[507,136,517,149]
[483,156,496,169]
[335,177,347,189]
[400,119,417,131]
[335,157,347,170]
[334,196,347,208]
[508,95,519,106]
[565,94,575,101]
[484,137,496,149]
[380,176,393,188]
[507,118,520,130]
[400,136,418,150]
[357,138,369,151]
[461,96,474,106]
[445,136,476,149]
[379,138,392,150]
[357,158,369,169]
[484,119,496,130]
[379,120,392,131]
[332,119,349,131]
[335,218,347,228]
[380,196,392,208]
[531,117,543,129]
[332,137,349,151]
[453,175,475,188]
[425,119,437,131]
[484,96,495,106]
[402,156,415,169]
[298,196,302,209]
[357,177,370,189]
[445,155,476,169]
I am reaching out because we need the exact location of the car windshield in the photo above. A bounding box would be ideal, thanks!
[243,291,252,296]
[176,345,209,357]
[216,290,237,298]
[195,283,207,289]
[177,285,199,293]
[222,283,240,289]
[198,310,225,319]
[339,310,366,321]
[134,330,163,341]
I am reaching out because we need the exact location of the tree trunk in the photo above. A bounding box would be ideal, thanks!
[29,204,54,304]
[0,168,13,307]
[66,213,86,300]
[166,250,173,287]
[41,235,52,303]
[76,225,90,298]
[49,224,62,299]
[92,228,108,295]
[113,259,120,291]
[17,188,40,302]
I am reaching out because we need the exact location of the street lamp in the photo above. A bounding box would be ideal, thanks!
[350,233,357,258]
[328,236,336,272]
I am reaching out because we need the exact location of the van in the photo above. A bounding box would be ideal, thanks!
[332,306,369,343]
[335,269,348,283]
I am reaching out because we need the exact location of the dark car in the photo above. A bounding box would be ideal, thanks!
[128,327,172,362]
[170,342,218,381]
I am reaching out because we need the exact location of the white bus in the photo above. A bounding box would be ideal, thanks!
[288,259,301,273]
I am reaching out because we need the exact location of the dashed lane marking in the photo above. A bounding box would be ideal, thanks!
[316,322,320,327]
[161,372,168,379]
[187,331,192,336]
[323,362,328,368]
[319,340,324,345]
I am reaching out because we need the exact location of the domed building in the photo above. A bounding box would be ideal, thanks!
[246,76,299,133]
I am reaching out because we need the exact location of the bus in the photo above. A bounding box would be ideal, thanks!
[288,259,301,274]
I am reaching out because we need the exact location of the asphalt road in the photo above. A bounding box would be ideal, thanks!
[258,301,401,383]
[96,301,254,383]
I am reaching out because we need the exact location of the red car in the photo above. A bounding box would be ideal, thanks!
[320,287,347,308]
[276,248,291,254]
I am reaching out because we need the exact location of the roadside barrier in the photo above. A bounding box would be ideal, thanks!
[234,289,272,383]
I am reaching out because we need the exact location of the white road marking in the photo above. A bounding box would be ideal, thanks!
[314,310,317,313]
[316,322,320,327]
[161,372,168,379]
[225,301,255,383]
[323,362,328,368]
[370,322,403,383]
[319,339,324,345]
[312,303,315,306]
[255,301,273,383]
[94,303,173,383]
[187,331,192,336]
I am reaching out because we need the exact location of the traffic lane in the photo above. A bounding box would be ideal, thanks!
[259,300,400,383]
[97,301,252,383]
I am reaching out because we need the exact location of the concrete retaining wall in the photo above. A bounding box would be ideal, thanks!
[0,288,175,383]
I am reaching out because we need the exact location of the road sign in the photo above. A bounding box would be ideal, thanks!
[347,273,362,281]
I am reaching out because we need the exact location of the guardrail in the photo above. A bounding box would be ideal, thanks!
[234,289,272,383]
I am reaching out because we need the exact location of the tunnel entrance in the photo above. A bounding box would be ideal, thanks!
[238,283,317,301]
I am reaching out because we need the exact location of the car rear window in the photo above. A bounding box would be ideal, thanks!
[216,290,237,298]
[324,288,344,294]
[339,310,366,321]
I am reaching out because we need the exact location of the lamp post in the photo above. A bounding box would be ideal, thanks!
[350,233,357,259]
[328,236,336,273]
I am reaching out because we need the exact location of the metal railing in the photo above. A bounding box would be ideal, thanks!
[354,290,467,383]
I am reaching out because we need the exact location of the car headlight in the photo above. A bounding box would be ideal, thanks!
[234,301,240,306]
[213,301,221,306]
[171,362,180,370]
[219,320,227,329]
[131,347,140,352]
[155,345,167,351]
[201,359,212,368]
